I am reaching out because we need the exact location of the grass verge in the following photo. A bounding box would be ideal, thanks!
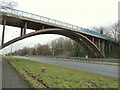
[2,56,118,88]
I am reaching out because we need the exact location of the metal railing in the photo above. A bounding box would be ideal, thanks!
[0,7,116,41]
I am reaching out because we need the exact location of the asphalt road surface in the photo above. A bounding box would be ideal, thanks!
[1,58,30,88]
[15,56,118,78]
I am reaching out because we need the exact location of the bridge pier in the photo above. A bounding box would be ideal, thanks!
[107,42,112,54]
[110,42,114,53]
[105,42,108,54]
[24,22,27,34]
[108,42,111,53]
[98,39,101,50]
[20,28,23,36]
[112,42,115,53]
[92,37,94,43]
[102,40,105,56]
[42,25,45,29]
[1,19,6,46]
[95,39,98,47]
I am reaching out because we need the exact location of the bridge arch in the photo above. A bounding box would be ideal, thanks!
[0,28,104,58]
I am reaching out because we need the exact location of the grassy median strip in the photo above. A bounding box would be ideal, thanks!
[2,56,118,88]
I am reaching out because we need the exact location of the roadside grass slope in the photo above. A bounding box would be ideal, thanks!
[2,56,118,88]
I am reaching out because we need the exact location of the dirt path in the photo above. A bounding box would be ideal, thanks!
[1,58,31,88]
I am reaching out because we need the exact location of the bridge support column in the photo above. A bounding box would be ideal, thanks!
[102,40,105,55]
[92,37,94,43]
[110,42,114,52]
[21,28,23,36]
[98,39,101,50]
[95,39,98,47]
[42,25,45,29]
[105,42,108,54]
[112,43,115,52]
[1,19,6,46]
[108,42,111,53]
[24,22,27,34]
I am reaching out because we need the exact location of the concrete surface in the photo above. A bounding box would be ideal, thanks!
[2,58,30,88]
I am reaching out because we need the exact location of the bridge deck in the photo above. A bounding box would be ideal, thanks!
[1,12,107,40]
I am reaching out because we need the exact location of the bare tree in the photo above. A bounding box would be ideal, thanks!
[91,26,112,38]
[110,22,119,40]
[0,0,17,9]
[91,26,105,34]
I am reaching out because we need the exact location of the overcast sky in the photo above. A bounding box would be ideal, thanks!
[0,0,119,55]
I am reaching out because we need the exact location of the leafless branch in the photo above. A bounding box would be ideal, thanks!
[0,0,17,10]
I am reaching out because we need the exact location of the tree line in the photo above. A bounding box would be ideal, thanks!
[8,37,88,57]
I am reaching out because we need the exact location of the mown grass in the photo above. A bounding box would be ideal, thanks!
[2,56,118,88]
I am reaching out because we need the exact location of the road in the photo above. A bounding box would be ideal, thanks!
[1,58,30,88]
[15,56,118,78]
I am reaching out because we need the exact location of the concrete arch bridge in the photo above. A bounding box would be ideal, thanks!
[0,7,118,58]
